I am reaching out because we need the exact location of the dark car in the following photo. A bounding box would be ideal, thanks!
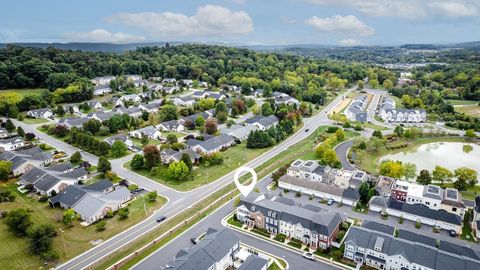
[449,230,456,237]
[156,215,167,222]
[191,237,200,244]
[305,129,310,132]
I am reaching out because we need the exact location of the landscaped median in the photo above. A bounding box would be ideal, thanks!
[223,212,357,270]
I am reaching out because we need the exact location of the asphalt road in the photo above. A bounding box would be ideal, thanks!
[9,87,354,270]
[333,140,355,171]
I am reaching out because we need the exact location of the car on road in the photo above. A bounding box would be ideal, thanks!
[305,128,310,132]
[156,215,167,222]
[302,252,315,260]
[449,230,456,237]
[327,199,334,206]
[191,236,201,244]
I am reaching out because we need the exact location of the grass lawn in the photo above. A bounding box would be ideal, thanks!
[0,179,166,269]
[22,118,50,124]
[455,104,480,117]
[0,88,46,98]
[131,138,162,148]
[391,96,405,109]
[126,142,271,191]
[354,136,468,174]
[448,99,479,106]
[163,131,186,139]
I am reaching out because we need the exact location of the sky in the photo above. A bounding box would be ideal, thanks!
[1,0,480,46]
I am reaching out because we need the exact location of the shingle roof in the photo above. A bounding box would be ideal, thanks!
[59,167,88,179]
[34,174,61,192]
[46,162,73,173]
[82,180,113,192]
[197,134,234,152]
[49,185,87,208]
[237,255,268,270]
[362,221,395,235]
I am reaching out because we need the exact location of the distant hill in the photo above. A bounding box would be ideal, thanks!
[400,41,480,50]
[0,42,182,52]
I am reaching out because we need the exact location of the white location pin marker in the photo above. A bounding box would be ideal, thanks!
[233,166,257,197]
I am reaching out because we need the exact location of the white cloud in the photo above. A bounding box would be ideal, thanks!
[337,38,364,46]
[63,29,145,43]
[428,1,478,17]
[306,15,374,36]
[304,0,480,19]
[106,5,253,39]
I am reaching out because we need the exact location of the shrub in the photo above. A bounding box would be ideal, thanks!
[38,195,48,202]
[415,221,421,229]
[96,220,106,231]
[274,233,287,243]
[118,207,129,219]
[295,191,302,198]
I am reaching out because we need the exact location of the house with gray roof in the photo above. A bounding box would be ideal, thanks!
[343,226,480,270]
[112,106,142,118]
[129,126,162,140]
[161,148,200,164]
[191,134,235,155]
[164,228,240,270]
[171,96,195,107]
[27,108,53,119]
[138,101,162,113]
[50,181,130,224]
[0,151,33,176]
[13,146,53,166]
[0,136,25,151]
[104,134,134,149]
[245,115,279,130]
[87,111,115,122]
[57,117,90,129]
[156,120,185,132]
[344,95,368,123]
[237,255,268,270]
[221,124,259,142]
[93,84,112,96]
[237,193,342,250]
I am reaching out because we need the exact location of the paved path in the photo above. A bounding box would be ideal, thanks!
[334,140,355,171]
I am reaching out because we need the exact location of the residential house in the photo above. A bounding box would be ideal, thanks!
[221,125,259,142]
[132,79,148,87]
[27,108,53,119]
[171,96,195,107]
[62,104,80,114]
[110,97,124,108]
[93,85,112,96]
[148,83,164,92]
[160,148,200,164]
[9,146,53,167]
[190,134,235,155]
[139,102,162,113]
[120,94,142,103]
[343,226,480,270]
[156,120,185,132]
[181,79,193,87]
[208,92,227,100]
[91,76,115,86]
[57,117,90,129]
[104,134,134,149]
[272,91,299,106]
[244,115,279,130]
[50,180,131,223]
[0,151,33,176]
[0,127,10,139]
[199,81,208,88]
[162,78,177,85]
[237,193,342,249]
[112,106,142,118]
[87,111,115,122]
[87,101,103,110]
[180,111,211,126]
[164,228,240,270]
[237,255,268,270]
[192,90,208,99]
[129,126,162,140]
[125,75,142,81]
[344,95,368,123]
[0,137,25,151]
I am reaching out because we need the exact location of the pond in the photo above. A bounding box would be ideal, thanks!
[380,142,480,174]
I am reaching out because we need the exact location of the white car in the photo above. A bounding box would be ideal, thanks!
[302,252,315,260]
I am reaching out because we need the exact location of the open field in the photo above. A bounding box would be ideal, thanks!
[0,179,166,269]
[448,99,479,106]
[0,88,46,98]
[22,118,50,124]
[455,104,480,117]
[126,142,271,191]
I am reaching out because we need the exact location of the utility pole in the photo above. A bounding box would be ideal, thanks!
[143,194,147,217]
[58,228,67,256]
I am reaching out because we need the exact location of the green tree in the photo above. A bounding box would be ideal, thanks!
[96,220,106,231]
[110,141,127,158]
[394,125,404,136]
[159,104,178,122]
[118,207,129,219]
[465,129,476,138]
[379,160,405,178]
[261,102,274,116]
[4,208,32,236]
[195,115,205,128]
[372,130,383,138]
[141,135,149,146]
[416,169,432,185]
[369,79,379,89]
[383,79,394,90]
[143,144,161,169]
[97,157,112,174]
[55,105,65,117]
[167,161,190,181]
[432,166,453,184]
[131,154,145,170]
[358,80,364,90]
[5,119,15,132]
[180,153,193,170]
[70,151,82,163]
[147,191,157,202]
[0,160,12,180]
[62,209,77,227]
[454,167,478,187]
[16,126,25,137]
[335,128,345,141]
[28,223,56,255]
[403,163,417,181]
[166,133,178,144]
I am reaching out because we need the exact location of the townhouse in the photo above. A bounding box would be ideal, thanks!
[237,193,342,249]
[474,196,480,238]
[5,146,53,167]
[344,225,480,270]
[50,179,131,224]
[344,95,368,123]
[244,115,279,130]
[27,108,53,119]
[379,96,426,123]
[165,228,240,270]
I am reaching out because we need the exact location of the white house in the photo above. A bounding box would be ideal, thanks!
[129,126,162,140]
[171,96,195,107]
[0,137,25,151]
[93,85,112,96]
[162,78,177,85]
[156,120,185,132]
[27,108,53,119]
[104,134,134,149]
[91,76,115,86]
[244,115,279,130]
[120,94,142,103]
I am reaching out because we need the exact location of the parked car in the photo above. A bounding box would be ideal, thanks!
[305,128,310,132]
[156,215,167,222]
[449,230,456,237]
[302,252,315,261]
[191,236,200,244]
[327,199,334,206]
